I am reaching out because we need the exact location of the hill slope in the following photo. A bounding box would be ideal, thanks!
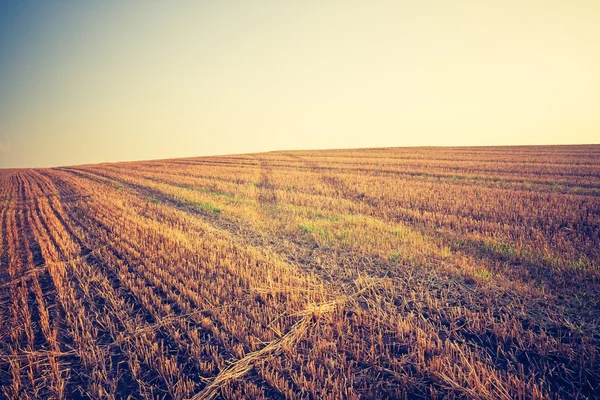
[1,145,599,399]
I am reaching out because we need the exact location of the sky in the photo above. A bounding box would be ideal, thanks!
[1,1,599,168]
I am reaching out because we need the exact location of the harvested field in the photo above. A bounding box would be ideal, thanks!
[1,145,599,399]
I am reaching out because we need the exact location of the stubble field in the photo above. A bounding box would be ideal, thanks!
[1,145,599,399]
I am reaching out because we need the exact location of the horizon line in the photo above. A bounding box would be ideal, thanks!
[2,142,599,171]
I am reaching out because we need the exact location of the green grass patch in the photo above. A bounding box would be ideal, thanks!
[199,187,236,200]
[146,196,161,205]
[299,221,316,233]
[191,201,221,214]
[496,243,517,259]
[481,241,518,261]
[473,268,490,280]
[571,257,592,271]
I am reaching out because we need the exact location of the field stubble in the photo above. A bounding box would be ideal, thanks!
[0,145,599,399]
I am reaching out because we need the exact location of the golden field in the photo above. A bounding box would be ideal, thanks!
[0,145,599,399]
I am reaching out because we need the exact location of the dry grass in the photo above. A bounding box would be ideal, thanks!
[0,145,599,399]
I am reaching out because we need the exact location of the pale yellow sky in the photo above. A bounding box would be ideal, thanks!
[1,1,599,167]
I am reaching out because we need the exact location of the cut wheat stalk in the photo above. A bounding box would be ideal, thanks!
[188,298,344,400]
[0,245,109,288]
